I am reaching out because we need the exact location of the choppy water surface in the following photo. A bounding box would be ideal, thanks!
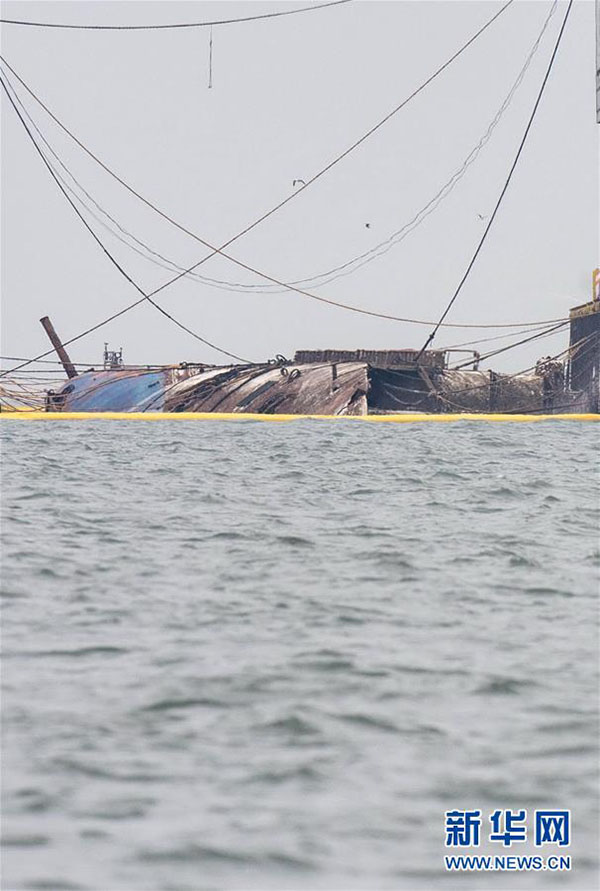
[1,420,598,891]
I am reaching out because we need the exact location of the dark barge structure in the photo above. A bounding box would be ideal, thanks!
[40,295,599,416]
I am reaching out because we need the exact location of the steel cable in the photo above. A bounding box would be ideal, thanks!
[416,0,575,360]
[0,1,352,31]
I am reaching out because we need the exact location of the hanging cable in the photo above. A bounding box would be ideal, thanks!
[440,319,568,353]
[451,320,569,368]
[415,0,574,362]
[4,1,555,301]
[0,0,353,30]
[0,2,547,348]
[0,75,251,367]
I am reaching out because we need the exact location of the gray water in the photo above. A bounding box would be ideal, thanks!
[1,420,598,891]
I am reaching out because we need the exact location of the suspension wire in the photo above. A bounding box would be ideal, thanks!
[451,321,569,368]
[415,0,574,362]
[1,355,93,366]
[0,76,251,370]
[440,319,568,353]
[0,1,517,299]
[171,1,557,297]
[1,77,252,371]
[0,0,353,30]
[1,2,560,348]
[9,130,574,364]
[0,355,188,369]
[3,1,555,302]
[1,44,571,367]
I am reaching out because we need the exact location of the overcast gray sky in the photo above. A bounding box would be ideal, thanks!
[1,0,598,373]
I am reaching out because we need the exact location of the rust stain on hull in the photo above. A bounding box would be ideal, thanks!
[164,362,368,415]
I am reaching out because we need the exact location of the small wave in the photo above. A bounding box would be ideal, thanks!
[524,478,552,490]
[210,531,252,541]
[347,526,394,539]
[245,764,321,785]
[296,657,355,672]
[509,554,540,567]
[433,469,469,480]
[336,614,366,625]
[276,470,306,480]
[54,758,169,783]
[356,549,413,569]
[1,834,49,847]
[3,645,128,659]
[15,491,52,501]
[520,744,598,759]
[335,713,399,733]
[76,797,154,820]
[475,676,539,695]
[259,715,319,737]
[138,844,314,869]
[470,505,505,514]
[525,586,574,598]
[25,882,85,891]
[536,719,595,733]
[35,566,62,579]
[275,535,314,547]
[394,664,469,677]
[141,697,226,712]
[11,788,55,814]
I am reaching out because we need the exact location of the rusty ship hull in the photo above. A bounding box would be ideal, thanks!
[34,297,600,416]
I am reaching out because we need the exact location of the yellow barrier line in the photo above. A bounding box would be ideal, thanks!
[1,411,598,422]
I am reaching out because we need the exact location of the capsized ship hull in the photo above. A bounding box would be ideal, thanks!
[38,302,600,416]
[47,361,369,415]
[45,349,595,415]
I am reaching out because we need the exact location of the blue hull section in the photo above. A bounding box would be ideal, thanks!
[55,370,167,412]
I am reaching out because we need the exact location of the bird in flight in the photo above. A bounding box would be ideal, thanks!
[477,213,488,221]
[293,179,306,187]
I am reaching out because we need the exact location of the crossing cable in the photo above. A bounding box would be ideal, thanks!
[0,75,251,368]
[1,1,516,294]
[3,95,573,367]
[0,1,353,30]
[451,320,569,368]
[440,319,568,353]
[5,0,554,300]
[415,0,574,362]
[169,1,557,297]
[1,2,553,346]
[1,38,570,366]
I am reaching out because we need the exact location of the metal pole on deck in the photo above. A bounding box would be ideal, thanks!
[39,316,78,379]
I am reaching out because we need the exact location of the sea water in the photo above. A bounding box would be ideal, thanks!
[1,420,598,890]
